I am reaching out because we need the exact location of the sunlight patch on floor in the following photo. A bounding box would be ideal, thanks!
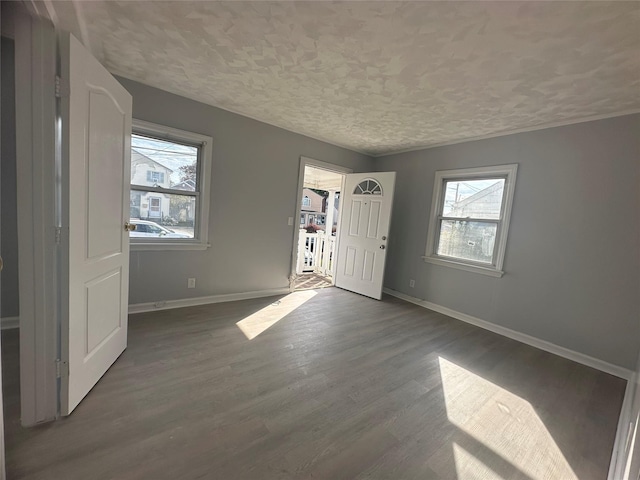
[236,290,317,340]
[451,443,506,480]
[437,357,577,480]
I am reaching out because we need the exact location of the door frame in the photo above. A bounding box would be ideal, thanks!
[13,6,59,426]
[289,156,351,290]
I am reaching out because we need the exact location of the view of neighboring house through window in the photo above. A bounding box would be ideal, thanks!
[299,188,340,232]
[439,178,504,262]
[129,120,212,248]
[424,164,518,277]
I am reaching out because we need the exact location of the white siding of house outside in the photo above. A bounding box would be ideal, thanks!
[130,150,174,221]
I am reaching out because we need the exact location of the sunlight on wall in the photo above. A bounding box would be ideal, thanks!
[437,357,577,480]
[236,290,317,340]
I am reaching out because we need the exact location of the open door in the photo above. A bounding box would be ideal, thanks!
[334,172,396,300]
[60,33,132,414]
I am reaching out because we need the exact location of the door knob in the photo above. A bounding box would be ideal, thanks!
[124,222,137,232]
[380,245,385,249]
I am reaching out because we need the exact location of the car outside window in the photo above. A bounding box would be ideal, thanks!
[129,120,212,251]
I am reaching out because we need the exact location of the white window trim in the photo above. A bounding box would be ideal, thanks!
[130,119,212,251]
[423,164,518,277]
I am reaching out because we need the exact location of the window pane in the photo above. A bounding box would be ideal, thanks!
[437,220,497,264]
[131,134,198,192]
[354,179,382,195]
[443,178,505,219]
[129,190,195,239]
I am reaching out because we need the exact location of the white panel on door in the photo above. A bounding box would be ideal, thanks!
[367,200,381,239]
[349,200,362,236]
[87,90,126,260]
[344,247,357,277]
[362,250,375,282]
[86,269,122,356]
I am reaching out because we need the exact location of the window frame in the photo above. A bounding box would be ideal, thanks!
[424,164,518,277]
[130,119,213,251]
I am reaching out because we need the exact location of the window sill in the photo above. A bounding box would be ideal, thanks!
[131,242,210,252]
[422,256,504,278]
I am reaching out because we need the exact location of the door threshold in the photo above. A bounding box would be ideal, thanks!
[293,273,333,291]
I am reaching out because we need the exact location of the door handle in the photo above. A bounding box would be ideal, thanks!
[124,222,137,232]
[380,245,385,250]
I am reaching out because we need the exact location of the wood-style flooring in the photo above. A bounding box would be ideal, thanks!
[2,288,626,479]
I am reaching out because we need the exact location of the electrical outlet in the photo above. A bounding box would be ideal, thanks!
[287,217,294,226]
[409,279,415,288]
[188,278,196,289]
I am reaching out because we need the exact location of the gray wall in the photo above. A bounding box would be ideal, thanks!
[116,77,373,305]
[2,62,637,370]
[1,37,18,318]
[376,114,640,370]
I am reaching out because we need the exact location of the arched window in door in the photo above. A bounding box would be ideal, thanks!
[353,179,382,195]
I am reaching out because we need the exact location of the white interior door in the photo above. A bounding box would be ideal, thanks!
[335,172,396,300]
[62,33,132,414]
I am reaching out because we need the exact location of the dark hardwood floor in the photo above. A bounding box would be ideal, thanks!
[1,288,626,479]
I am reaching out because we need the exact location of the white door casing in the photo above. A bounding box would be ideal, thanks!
[335,172,396,300]
[15,7,59,426]
[61,33,132,414]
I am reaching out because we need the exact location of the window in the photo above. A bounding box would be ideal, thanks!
[424,164,518,277]
[130,120,212,250]
[354,179,382,195]
[146,171,165,184]
[302,195,311,207]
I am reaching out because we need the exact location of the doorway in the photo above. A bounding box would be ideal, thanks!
[291,158,350,292]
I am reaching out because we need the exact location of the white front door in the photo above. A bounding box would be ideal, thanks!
[149,196,161,218]
[62,33,132,414]
[335,172,396,300]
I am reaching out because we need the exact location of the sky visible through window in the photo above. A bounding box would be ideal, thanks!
[443,179,503,214]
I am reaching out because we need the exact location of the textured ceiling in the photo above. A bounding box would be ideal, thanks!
[51,1,640,156]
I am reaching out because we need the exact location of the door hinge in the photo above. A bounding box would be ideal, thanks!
[54,227,62,245]
[56,359,69,379]
[55,75,70,98]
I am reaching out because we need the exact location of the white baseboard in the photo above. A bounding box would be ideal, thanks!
[128,287,291,315]
[1,316,19,330]
[383,288,632,380]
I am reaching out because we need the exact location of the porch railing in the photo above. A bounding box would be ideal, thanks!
[296,230,336,276]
